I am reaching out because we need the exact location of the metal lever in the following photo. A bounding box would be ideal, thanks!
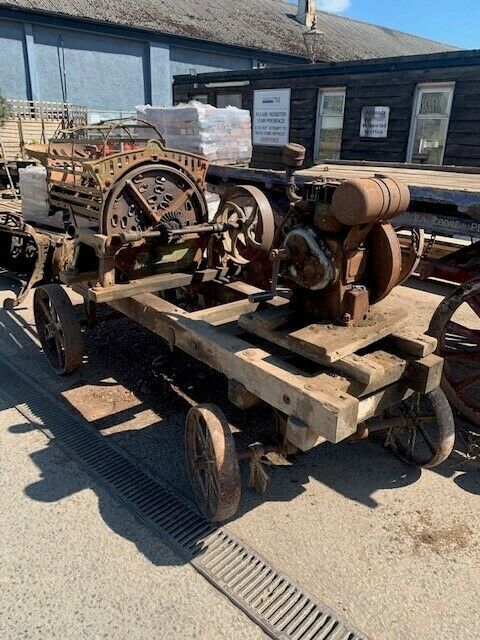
[248,247,291,303]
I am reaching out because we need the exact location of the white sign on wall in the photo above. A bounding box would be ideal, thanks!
[253,89,291,146]
[360,106,390,138]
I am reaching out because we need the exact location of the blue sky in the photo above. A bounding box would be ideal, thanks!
[288,0,479,49]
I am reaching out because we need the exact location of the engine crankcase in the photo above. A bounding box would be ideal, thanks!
[281,227,337,291]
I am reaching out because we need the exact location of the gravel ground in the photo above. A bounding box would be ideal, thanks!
[0,276,479,640]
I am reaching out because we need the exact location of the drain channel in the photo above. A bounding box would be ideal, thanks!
[0,356,369,640]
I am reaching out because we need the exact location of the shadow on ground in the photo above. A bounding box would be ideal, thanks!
[1,279,478,570]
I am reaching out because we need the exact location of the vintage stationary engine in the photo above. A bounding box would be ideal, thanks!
[252,144,411,325]
[20,119,274,292]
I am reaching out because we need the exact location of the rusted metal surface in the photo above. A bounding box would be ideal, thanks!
[383,389,455,467]
[209,184,275,267]
[0,210,72,308]
[331,176,410,225]
[185,403,241,522]
[258,153,410,325]
[13,119,274,297]
[33,284,84,374]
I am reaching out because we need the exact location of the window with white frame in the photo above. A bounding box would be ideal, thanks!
[314,89,346,162]
[407,83,454,165]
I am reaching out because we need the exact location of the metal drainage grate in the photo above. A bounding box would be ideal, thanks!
[0,356,369,640]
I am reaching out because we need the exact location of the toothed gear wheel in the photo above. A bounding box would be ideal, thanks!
[102,163,207,236]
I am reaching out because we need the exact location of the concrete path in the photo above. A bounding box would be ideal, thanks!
[0,397,265,639]
[0,277,479,640]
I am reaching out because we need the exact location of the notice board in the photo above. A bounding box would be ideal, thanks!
[253,89,291,146]
[360,106,390,138]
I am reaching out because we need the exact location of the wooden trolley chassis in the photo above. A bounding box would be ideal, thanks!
[68,278,443,446]
[31,275,455,521]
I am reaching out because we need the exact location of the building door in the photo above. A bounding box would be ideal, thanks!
[314,89,346,162]
[407,83,454,165]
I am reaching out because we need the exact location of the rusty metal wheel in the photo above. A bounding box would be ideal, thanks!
[185,403,241,522]
[209,185,275,266]
[396,227,425,285]
[428,279,480,426]
[33,284,83,375]
[384,389,455,468]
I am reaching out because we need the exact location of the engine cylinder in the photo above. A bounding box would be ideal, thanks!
[330,176,410,226]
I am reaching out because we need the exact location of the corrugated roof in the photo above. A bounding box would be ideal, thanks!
[0,0,458,60]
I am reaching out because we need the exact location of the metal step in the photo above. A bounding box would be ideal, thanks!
[0,355,370,640]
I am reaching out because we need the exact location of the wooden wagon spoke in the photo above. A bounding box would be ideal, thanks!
[442,350,480,361]
[467,295,480,317]
[445,320,480,342]
[37,296,54,324]
[455,370,480,393]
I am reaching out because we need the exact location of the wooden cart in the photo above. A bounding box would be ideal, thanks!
[32,273,455,521]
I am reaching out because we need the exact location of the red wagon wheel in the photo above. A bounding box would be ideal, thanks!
[429,278,480,426]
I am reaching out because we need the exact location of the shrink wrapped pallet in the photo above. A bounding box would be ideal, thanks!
[18,165,64,230]
[137,101,252,164]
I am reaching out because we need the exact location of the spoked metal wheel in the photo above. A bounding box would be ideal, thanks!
[383,389,455,468]
[185,403,241,522]
[209,185,275,267]
[33,284,84,375]
[428,279,480,426]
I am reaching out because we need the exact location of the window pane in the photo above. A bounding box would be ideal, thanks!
[318,115,343,160]
[419,90,451,115]
[411,117,449,164]
[216,93,243,109]
[322,94,344,115]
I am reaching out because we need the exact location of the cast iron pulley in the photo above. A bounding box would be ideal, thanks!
[209,185,275,266]
[367,221,403,304]
[101,163,208,237]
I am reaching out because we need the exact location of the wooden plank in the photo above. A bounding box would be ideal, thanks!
[388,331,437,358]
[329,350,407,386]
[239,302,408,363]
[109,292,360,443]
[357,384,413,422]
[228,379,261,409]
[189,299,260,326]
[298,163,480,193]
[71,269,222,303]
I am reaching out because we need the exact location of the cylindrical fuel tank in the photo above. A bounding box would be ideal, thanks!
[330,176,410,226]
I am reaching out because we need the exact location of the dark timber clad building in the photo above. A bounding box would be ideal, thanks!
[174,50,480,169]
[0,0,456,118]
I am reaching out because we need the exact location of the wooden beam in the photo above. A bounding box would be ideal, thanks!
[109,292,360,443]
[405,353,444,394]
[239,304,408,363]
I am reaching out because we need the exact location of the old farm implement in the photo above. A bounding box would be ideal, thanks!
[1,128,455,520]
